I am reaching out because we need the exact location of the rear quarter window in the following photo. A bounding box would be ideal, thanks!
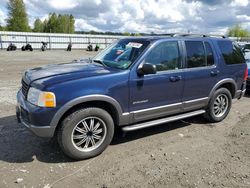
[218,41,245,65]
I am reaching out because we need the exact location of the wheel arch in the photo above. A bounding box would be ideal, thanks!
[50,95,124,132]
[209,79,237,99]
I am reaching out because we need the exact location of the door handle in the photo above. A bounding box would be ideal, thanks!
[176,76,182,81]
[170,76,182,82]
[210,70,220,76]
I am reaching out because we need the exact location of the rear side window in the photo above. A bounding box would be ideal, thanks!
[185,41,206,68]
[218,41,245,65]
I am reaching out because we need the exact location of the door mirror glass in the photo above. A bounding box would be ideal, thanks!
[137,63,157,76]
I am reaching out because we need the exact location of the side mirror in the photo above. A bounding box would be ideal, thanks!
[137,63,157,76]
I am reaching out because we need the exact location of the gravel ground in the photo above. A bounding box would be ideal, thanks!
[0,50,249,188]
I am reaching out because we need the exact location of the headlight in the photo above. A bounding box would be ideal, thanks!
[27,87,56,108]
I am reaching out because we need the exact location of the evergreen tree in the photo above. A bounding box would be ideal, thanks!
[0,24,4,31]
[43,13,75,33]
[69,14,75,33]
[43,19,48,32]
[123,32,131,36]
[6,0,30,31]
[33,18,44,32]
[46,13,59,33]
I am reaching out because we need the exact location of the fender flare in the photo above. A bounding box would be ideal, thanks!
[208,78,237,99]
[50,95,124,128]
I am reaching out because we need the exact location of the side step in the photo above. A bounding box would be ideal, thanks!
[122,110,205,132]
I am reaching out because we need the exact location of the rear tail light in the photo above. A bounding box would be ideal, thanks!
[244,67,248,81]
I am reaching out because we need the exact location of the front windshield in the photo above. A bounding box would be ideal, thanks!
[93,39,150,69]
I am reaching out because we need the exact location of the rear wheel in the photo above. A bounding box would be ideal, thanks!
[57,107,114,160]
[205,88,232,123]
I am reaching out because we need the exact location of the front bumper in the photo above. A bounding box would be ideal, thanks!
[16,90,56,138]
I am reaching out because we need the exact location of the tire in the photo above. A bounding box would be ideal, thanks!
[205,88,232,123]
[57,107,114,160]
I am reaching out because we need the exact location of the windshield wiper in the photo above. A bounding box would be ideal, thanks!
[92,59,106,67]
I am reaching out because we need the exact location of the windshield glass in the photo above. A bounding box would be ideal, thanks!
[93,39,150,69]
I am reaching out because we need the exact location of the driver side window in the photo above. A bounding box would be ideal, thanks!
[145,41,181,72]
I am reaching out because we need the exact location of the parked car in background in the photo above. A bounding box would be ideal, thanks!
[16,34,247,160]
[245,52,250,91]
[244,43,250,50]
[242,43,250,53]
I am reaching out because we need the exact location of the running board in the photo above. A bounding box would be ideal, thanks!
[122,110,205,132]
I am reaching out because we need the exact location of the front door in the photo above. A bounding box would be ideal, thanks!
[129,41,184,123]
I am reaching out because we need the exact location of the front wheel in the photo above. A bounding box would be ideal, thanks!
[205,88,232,123]
[57,107,114,160]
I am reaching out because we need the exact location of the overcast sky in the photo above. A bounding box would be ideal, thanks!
[0,0,250,34]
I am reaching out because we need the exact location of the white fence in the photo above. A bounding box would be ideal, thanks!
[1,32,250,50]
[0,31,123,50]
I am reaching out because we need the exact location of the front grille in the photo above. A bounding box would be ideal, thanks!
[20,106,30,123]
[21,79,29,98]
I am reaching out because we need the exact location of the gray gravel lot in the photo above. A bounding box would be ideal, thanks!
[0,50,249,188]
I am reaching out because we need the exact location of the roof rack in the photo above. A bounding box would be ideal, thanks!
[150,33,227,38]
[174,33,226,38]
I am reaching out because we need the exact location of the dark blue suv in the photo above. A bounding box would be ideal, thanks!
[16,35,248,159]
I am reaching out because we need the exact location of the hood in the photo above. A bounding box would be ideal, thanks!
[22,60,118,86]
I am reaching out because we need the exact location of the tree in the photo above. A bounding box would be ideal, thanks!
[69,14,75,33]
[43,19,48,32]
[123,32,131,36]
[133,33,141,36]
[33,18,44,32]
[227,24,250,37]
[43,13,75,33]
[0,24,4,31]
[45,13,59,33]
[6,0,30,31]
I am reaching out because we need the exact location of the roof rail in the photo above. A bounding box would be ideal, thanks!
[174,33,226,38]
[150,33,227,38]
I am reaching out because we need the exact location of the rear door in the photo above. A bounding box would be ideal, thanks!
[182,40,219,111]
